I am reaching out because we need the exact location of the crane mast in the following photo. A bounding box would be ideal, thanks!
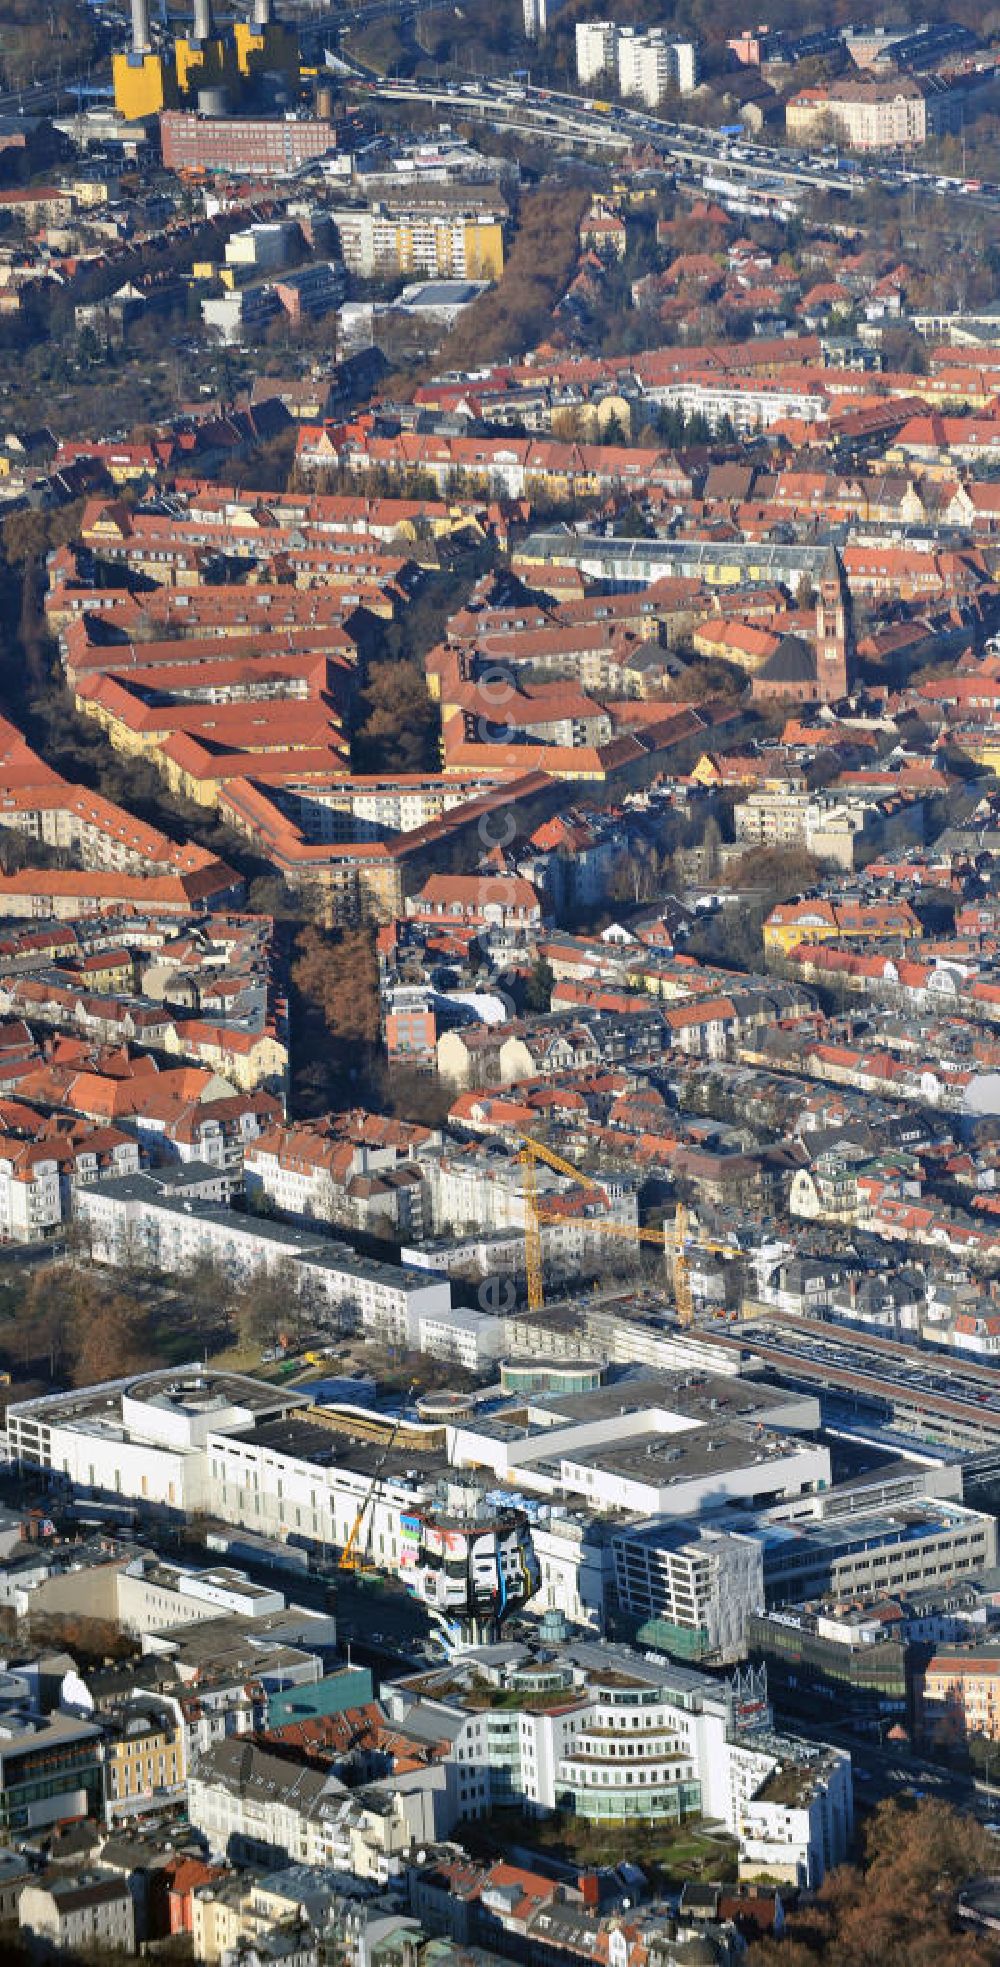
[339,1381,417,1572]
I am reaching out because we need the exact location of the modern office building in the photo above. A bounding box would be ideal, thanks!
[613,1520,765,1661]
[383,1641,853,1887]
[0,1714,104,1840]
[757,1498,997,1607]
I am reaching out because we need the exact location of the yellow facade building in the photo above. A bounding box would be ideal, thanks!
[173,32,240,102]
[233,17,299,83]
[114,0,300,123]
[104,1698,186,1813]
[111,51,179,122]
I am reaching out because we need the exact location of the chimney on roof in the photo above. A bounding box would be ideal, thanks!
[192,0,215,39]
[130,0,152,53]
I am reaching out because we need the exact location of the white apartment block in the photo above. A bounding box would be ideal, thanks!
[19,1878,135,1959]
[133,1098,275,1187]
[243,1127,427,1241]
[0,1143,62,1243]
[410,1150,643,1298]
[188,1743,334,1870]
[425,1148,639,1239]
[403,1214,644,1303]
[279,775,491,844]
[734,788,813,852]
[739,1748,855,1890]
[734,785,921,873]
[647,376,827,435]
[617,29,670,107]
[243,1136,350,1224]
[329,207,502,280]
[414,1303,505,1371]
[618,28,700,103]
[188,1738,443,1881]
[72,1166,453,1350]
[0,1133,141,1245]
[297,1249,455,1354]
[786,80,936,151]
[576,20,617,83]
[671,40,699,93]
[202,283,281,346]
[0,790,193,879]
[575,22,700,99]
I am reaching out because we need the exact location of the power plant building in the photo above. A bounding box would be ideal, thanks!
[114,0,300,125]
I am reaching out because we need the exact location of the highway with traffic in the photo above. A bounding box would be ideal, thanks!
[8,3,1000,226]
[342,64,1000,217]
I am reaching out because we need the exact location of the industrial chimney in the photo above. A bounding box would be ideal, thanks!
[251,0,274,23]
[192,0,215,40]
[130,0,152,54]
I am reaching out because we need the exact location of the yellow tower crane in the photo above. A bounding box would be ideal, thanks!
[518,1137,745,1327]
[672,1202,744,1328]
[518,1136,668,1317]
[339,1381,418,1572]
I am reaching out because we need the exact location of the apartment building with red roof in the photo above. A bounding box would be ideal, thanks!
[316,426,684,503]
[0,867,242,922]
[74,674,348,780]
[406,874,543,933]
[0,1117,140,1242]
[764,897,922,956]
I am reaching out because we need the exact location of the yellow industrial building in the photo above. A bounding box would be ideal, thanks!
[113,0,299,123]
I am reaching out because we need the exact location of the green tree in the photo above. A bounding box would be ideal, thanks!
[18,1263,148,1386]
[701,815,723,882]
[75,325,103,369]
[524,956,554,1013]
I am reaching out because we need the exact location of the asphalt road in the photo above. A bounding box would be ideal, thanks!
[783,1708,995,1820]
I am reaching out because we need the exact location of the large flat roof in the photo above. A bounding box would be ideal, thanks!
[561,1425,807,1489]
[242,1416,439,1486]
[523,529,838,578]
[527,1370,805,1430]
[758,1500,979,1557]
[8,1365,303,1435]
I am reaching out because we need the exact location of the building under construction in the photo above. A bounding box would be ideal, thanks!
[113,0,300,123]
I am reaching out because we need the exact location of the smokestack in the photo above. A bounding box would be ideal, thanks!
[192,0,215,40]
[252,0,274,24]
[130,0,152,54]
